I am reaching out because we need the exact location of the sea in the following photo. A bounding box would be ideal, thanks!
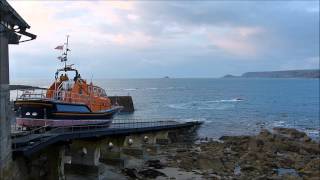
[11,78,320,139]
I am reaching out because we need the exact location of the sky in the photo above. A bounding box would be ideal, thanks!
[8,0,320,79]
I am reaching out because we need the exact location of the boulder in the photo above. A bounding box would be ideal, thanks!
[145,159,165,169]
[138,168,167,178]
[299,158,320,178]
[122,168,141,179]
[273,127,308,140]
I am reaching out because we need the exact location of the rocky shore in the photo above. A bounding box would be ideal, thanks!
[120,128,319,180]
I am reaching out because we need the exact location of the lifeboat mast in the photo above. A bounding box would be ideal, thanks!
[53,35,79,98]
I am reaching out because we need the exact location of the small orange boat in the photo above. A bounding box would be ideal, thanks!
[15,36,122,128]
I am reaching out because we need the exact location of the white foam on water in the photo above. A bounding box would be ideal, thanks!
[304,129,320,137]
[145,87,158,90]
[176,118,209,123]
[168,99,242,110]
[168,104,188,110]
[123,88,138,91]
[272,121,287,127]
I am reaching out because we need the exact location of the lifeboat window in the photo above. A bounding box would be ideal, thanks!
[56,104,90,112]
[102,90,106,96]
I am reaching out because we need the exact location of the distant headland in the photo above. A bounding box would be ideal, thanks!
[9,85,45,90]
[223,69,320,78]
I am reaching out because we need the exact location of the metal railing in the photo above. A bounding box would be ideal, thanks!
[14,88,92,105]
[11,118,195,138]
[47,118,182,134]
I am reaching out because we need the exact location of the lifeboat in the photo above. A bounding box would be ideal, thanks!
[14,36,122,129]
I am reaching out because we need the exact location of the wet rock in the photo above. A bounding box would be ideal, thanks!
[299,158,320,178]
[198,155,225,172]
[273,127,308,140]
[191,169,202,174]
[176,148,188,153]
[206,173,222,180]
[147,128,319,179]
[241,164,257,172]
[138,168,167,178]
[122,168,141,179]
[301,135,312,142]
[145,159,165,169]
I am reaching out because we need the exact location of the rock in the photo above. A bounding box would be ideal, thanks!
[241,165,257,171]
[282,175,302,180]
[258,129,272,138]
[207,173,222,180]
[198,154,225,172]
[193,146,201,152]
[252,175,267,180]
[273,127,308,140]
[299,158,320,178]
[150,128,318,179]
[302,136,312,142]
[122,168,141,179]
[145,159,165,169]
[176,148,188,153]
[192,169,202,174]
[138,168,167,178]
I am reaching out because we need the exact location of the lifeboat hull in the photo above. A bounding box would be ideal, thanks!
[14,100,121,128]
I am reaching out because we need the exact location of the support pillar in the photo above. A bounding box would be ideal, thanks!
[0,26,12,179]
[100,136,125,167]
[65,141,101,178]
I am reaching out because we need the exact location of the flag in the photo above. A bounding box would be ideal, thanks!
[57,56,67,62]
[54,45,64,50]
[61,57,67,62]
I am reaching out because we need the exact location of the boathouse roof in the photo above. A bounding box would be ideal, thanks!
[0,0,29,29]
[0,0,36,44]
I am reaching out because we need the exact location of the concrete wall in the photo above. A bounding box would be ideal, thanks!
[0,26,12,179]
[8,146,66,180]
[109,96,134,113]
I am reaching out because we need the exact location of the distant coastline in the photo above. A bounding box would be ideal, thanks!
[9,85,45,90]
[223,69,320,79]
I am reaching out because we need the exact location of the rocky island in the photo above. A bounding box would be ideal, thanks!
[223,69,320,78]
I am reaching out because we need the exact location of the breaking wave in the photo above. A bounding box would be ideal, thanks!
[168,99,243,110]
[174,118,209,123]
[107,86,186,92]
[272,121,287,127]
[123,88,138,91]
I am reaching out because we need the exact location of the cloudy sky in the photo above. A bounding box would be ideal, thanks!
[8,1,319,79]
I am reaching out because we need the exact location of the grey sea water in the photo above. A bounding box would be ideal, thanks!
[11,78,320,139]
